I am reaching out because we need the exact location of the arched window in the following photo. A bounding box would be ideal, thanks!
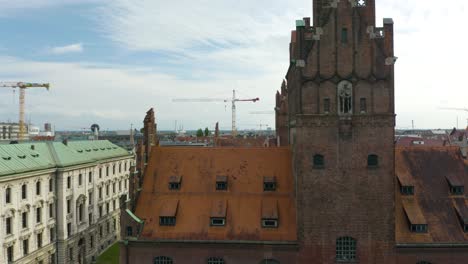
[260,259,280,264]
[154,256,173,264]
[337,81,352,115]
[367,154,379,167]
[313,154,325,168]
[336,237,357,261]
[207,257,225,264]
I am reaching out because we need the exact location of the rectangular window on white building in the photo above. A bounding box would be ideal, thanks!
[6,217,12,234]
[49,179,53,192]
[22,239,28,256]
[22,212,27,228]
[36,207,41,223]
[67,176,71,189]
[36,181,41,195]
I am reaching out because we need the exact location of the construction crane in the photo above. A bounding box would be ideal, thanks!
[0,82,50,140]
[173,90,259,136]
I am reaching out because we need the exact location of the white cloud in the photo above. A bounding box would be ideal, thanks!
[0,0,100,16]
[49,43,84,55]
[0,56,276,131]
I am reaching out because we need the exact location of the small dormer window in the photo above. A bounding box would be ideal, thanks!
[263,177,277,191]
[168,176,182,190]
[400,186,414,196]
[410,224,428,233]
[210,218,226,226]
[450,186,464,196]
[159,217,176,226]
[216,175,228,191]
[159,200,178,226]
[261,219,278,228]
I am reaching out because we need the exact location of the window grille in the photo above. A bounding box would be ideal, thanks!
[154,256,173,264]
[207,257,225,264]
[336,237,357,261]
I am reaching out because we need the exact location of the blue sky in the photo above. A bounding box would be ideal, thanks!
[0,0,467,131]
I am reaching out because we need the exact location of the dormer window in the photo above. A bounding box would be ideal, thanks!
[400,186,414,196]
[261,200,278,228]
[168,175,182,190]
[215,175,228,191]
[446,174,464,196]
[263,177,276,191]
[402,198,428,233]
[454,200,468,233]
[450,186,464,196]
[210,200,227,227]
[159,200,178,226]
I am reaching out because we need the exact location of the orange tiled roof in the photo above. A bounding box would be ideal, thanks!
[395,146,468,244]
[134,146,297,242]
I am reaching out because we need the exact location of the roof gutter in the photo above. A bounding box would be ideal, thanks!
[127,239,298,247]
[397,243,468,248]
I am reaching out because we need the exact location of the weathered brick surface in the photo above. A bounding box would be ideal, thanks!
[288,1,397,263]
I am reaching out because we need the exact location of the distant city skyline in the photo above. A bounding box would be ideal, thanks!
[0,0,467,130]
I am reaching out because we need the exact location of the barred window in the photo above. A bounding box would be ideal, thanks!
[207,257,225,264]
[154,256,173,264]
[336,236,357,261]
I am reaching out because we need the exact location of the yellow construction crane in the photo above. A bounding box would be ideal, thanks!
[0,82,50,140]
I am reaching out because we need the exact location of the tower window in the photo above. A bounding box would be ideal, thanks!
[338,81,353,115]
[313,154,325,168]
[360,98,367,113]
[336,236,357,261]
[367,154,379,167]
[341,28,348,44]
[324,98,331,113]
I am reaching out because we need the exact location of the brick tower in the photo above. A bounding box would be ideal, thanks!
[287,0,396,263]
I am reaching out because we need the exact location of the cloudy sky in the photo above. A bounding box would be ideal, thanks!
[0,0,467,131]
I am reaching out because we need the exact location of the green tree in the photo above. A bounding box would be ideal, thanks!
[204,127,210,137]
[196,128,204,137]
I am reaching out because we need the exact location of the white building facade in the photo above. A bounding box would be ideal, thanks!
[0,140,132,264]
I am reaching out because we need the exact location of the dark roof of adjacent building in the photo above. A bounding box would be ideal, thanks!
[134,146,297,242]
[395,147,468,244]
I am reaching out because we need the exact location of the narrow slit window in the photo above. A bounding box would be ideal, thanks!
[360,98,367,113]
[324,98,330,113]
[341,28,348,44]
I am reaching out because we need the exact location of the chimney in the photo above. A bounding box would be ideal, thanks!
[62,139,68,146]
[31,145,35,150]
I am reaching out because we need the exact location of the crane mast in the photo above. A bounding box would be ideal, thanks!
[0,82,50,140]
[173,89,259,136]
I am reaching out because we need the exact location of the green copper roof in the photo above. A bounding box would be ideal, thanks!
[126,209,144,224]
[0,140,131,177]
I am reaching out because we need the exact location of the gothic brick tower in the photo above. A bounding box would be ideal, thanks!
[286,0,396,263]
